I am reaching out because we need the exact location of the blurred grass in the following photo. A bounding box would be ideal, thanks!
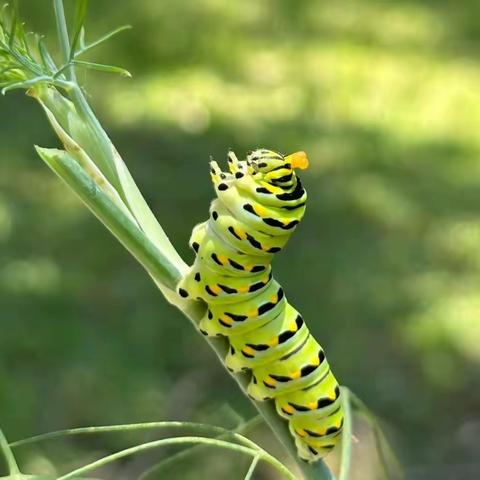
[0,0,479,478]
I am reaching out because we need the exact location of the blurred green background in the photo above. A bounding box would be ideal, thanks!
[1,0,479,478]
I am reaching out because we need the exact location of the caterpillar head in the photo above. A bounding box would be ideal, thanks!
[246,149,309,187]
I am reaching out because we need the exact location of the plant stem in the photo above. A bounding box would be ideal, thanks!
[244,454,260,480]
[43,2,335,479]
[55,436,296,480]
[348,390,403,480]
[9,420,262,449]
[52,0,120,189]
[35,147,183,290]
[52,0,72,77]
[51,0,186,270]
[0,429,20,475]
[138,417,262,480]
[339,388,352,480]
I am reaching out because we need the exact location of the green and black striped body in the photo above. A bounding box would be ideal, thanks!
[177,149,343,461]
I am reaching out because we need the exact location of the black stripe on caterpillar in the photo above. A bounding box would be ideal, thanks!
[177,149,343,462]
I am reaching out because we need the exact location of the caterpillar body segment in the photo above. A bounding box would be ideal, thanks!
[177,149,343,462]
[225,304,308,372]
[199,280,286,337]
[209,200,291,255]
[189,223,270,277]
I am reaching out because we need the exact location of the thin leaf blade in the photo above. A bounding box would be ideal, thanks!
[72,59,131,77]
[75,25,131,57]
[70,0,88,58]
[8,0,18,48]
[37,35,58,73]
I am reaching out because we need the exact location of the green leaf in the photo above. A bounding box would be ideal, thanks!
[32,86,188,282]
[78,26,86,49]
[37,36,58,73]
[16,21,30,56]
[36,98,138,224]
[0,66,16,76]
[32,86,121,191]
[0,429,20,476]
[8,0,18,48]
[72,59,131,77]
[34,147,183,290]
[69,0,88,59]
[1,75,51,94]
[75,25,131,57]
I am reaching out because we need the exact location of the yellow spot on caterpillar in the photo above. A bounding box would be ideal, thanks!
[242,346,255,356]
[296,429,307,438]
[261,275,269,284]
[312,356,321,367]
[238,286,249,294]
[210,285,221,295]
[264,377,277,387]
[268,338,279,347]
[248,309,258,317]
[217,255,228,265]
[235,228,247,240]
[270,295,278,303]
[260,181,283,194]
[254,205,268,217]
[282,404,295,414]
[286,151,309,170]
[221,315,233,325]
[290,370,301,380]
[307,401,318,410]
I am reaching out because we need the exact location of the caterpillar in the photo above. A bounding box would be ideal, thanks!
[177,148,344,462]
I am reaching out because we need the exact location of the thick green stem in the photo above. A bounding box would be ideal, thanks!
[37,2,336,479]
[339,388,352,480]
[0,429,20,475]
[51,0,185,272]
[35,147,183,289]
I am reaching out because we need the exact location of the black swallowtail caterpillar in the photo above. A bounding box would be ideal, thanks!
[177,149,344,462]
